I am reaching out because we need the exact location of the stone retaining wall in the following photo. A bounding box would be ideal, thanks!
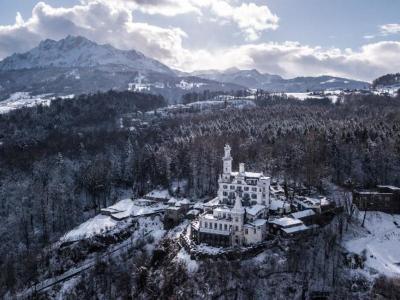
[179,227,278,261]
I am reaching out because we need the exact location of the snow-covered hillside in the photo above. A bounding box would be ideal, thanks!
[0,92,74,114]
[344,211,400,277]
[191,68,370,92]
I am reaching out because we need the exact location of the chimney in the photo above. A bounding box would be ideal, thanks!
[239,163,245,174]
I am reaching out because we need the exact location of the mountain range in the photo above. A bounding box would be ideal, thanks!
[0,36,242,103]
[0,35,371,103]
[189,68,370,92]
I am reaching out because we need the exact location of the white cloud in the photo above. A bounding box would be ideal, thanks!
[0,0,399,81]
[177,41,400,82]
[380,23,400,35]
[111,0,279,41]
[208,1,279,41]
[0,1,188,66]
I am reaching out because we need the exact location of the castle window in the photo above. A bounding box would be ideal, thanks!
[223,185,227,189]
[235,217,238,222]
[214,223,217,229]
[205,222,208,228]
[245,229,248,234]
[252,187,257,192]
[237,180,242,184]
[251,194,257,199]
[224,224,227,230]
[223,191,228,196]
[235,226,239,231]
[219,223,222,230]
[244,187,249,191]
[230,185,235,190]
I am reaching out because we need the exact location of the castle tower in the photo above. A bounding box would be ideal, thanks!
[233,193,244,213]
[232,193,245,246]
[222,144,232,182]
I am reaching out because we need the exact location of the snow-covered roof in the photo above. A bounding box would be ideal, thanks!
[202,213,217,220]
[290,209,315,219]
[193,202,204,210]
[231,171,264,178]
[62,215,118,242]
[204,197,220,207]
[377,185,400,191]
[101,198,133,213]
[167,198,177,204]
[177,198,191,205]
[252,219,267,226]
[281,224,309,234]
[295,196,330,207]
[187,209,200,216]
[214,207,232,214]
[270,217,303,227]
[270,184,285,194]
[168,206,181,211]
[269,199,290,211]
[246,204,265,216]
[145,189,170,199]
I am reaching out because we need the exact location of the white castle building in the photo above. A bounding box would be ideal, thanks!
[193,145,270,247]
[218,145,270,206]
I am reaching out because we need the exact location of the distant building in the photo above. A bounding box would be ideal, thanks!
[293,196,333,214]
[353,185,400,214]
[165,198,191,224]
[289,209,316,226]
[144,189,171,203]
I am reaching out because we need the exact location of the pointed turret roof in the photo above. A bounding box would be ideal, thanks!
[233,193,245,213]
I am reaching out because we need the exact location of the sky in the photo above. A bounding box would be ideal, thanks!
[0,0,400,81]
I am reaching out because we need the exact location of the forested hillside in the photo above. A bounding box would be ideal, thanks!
[372,73,400,88]
[1,91,400,294]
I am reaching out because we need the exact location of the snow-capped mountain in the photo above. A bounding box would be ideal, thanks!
[192,68,370,92]
[191,68,282,89]
[0,36,243,103]
[0,36,371,104]
[0,35,174,75]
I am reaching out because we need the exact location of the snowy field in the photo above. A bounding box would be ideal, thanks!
[344,211,400,277]
[61,215,119,242]
[0,92,74,114]
[61,198,168,242]
[284,92,340,103]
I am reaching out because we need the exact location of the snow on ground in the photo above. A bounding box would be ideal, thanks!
[175,248,199,273]
[285,92,340,103]
[62,198,167,242]
[102,198,168,220]
[0,92,75,114]
[285,93,324,101]
[344,211,400,277]
[374,85,400,97]
[166,220,189,239]
[62,215,119,242]
[196,244,224,255]
[0,92,51,114]
[55,276,80,300]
